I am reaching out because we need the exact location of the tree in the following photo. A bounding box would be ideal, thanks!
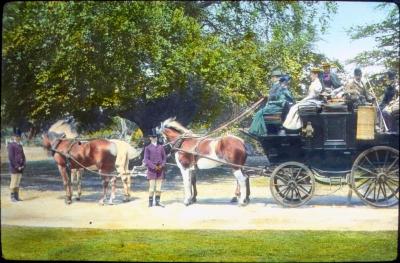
[346,3,399,72]
[2,1,337,134]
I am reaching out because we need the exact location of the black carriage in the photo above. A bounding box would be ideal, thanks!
[245,101,399,208]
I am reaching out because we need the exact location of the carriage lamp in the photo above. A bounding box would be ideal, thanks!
[302,121,314,138]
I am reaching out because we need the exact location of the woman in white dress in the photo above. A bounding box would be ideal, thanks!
[283,67,323,130]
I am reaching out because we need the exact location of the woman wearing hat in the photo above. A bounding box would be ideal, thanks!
[7,129,26,202]
[321,62,342,92]
[249,71,293,136]
[283,68,323,130]
[143,128,166,207]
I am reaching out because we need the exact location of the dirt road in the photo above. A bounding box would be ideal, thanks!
[1,146,398,231]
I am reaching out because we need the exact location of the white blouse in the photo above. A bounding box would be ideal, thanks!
[301,78,322,102]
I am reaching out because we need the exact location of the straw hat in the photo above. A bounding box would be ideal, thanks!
[310,67,322,73]
[322,62,330,68]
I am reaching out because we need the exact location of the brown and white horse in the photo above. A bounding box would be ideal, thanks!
[42,129,117,205]
[159,118,250,206]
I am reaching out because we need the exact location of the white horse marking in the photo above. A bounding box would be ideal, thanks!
[175,152,192,205]
[234,169,247,205]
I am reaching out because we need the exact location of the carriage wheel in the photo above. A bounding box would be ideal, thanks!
[350,146,399,207]
[269,162,315,207]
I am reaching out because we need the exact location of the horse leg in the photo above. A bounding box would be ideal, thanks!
[76,168,83,200]
[108,176,117,205]
[233,169,247,206]
[231,180,240,203]
[58,165,72,204]
[99,174,109,205]
[121,174,131,202]
[190,171,197,203]
[181,168,193,206]
[245,174,250,203]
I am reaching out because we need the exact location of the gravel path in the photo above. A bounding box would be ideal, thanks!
[1,146,398,231]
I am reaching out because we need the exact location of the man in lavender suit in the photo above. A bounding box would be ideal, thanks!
[143,129,166,207]
[7,129,26,202]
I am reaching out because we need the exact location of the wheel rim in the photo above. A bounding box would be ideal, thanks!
[270,162,315,207]
[351,146,399,207]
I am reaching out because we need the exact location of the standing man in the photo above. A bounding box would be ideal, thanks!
[379,71,397,110]
[321,62,342,92]
[7,129,26,202]
[143,128,166,207]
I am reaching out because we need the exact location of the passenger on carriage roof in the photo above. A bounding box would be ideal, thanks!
[248,72,294,136]
[321,62,342,92]
[343,68,374,107]
[283,67,323,130]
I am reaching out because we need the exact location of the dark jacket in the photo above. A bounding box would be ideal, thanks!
[380,84,396,109]
[7,141,26,173]
[143,143,166,179]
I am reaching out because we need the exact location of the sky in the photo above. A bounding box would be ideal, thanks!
[314,1,395,77]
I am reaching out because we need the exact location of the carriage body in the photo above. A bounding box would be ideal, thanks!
[250,102,399,207]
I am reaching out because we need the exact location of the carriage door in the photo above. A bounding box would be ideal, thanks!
[322,112,349,149]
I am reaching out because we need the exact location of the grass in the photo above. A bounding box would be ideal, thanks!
[1,225,398,262]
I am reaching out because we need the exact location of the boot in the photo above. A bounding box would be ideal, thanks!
[15,187,22,201]
[155,195,165,207]
[148,196,153,207]
[10,192,17,202]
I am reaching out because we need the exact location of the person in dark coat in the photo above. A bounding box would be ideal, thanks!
[143,129,166,207]
[379,71,397,110]
[7,129,26,202]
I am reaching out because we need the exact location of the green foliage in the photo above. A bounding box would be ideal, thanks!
[346,3,399,72]
[2,1,338,129]
[2,226,397,261]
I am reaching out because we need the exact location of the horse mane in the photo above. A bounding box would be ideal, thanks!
[162,118,192,135]
[48,119,79,139]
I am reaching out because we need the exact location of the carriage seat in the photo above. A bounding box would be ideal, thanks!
[263,112,283,124]
[322,102,348,112]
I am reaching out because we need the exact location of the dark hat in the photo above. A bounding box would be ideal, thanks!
[13,129,22,137]
[271,70,283,77]
[354,68,362,76]
[387,71,396,80]
[279,75,291,82]
[148,128,158,138]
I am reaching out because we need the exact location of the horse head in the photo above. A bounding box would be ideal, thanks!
[48,118,79,139]
[159,117,192,142]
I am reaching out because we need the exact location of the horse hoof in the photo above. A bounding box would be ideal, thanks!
[98,200,105,206]
[65,199,72,205]
[191,198,197,203]
[184,200,192,206]
[76,197,80,201]
[230,197,238,203]
[238,201,247,207]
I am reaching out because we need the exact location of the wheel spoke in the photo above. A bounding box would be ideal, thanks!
[387,156,399,171]
[296,174,311,183]
[362,180,376,199]
[294,187,302,199]
[297,184,311,196]
[387,168,399,176]
[375,182,381,200]
[375,151,380,165]
[355,178,373,190]
[275,174,289,183]
[363,155,377,170]
[381,183,388,201]
[284,188,292,200]
[383,151,389,168]
[293,167,302,180]
[356,165,378,176]
[383,181,398,198]
[277,186,289,197]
